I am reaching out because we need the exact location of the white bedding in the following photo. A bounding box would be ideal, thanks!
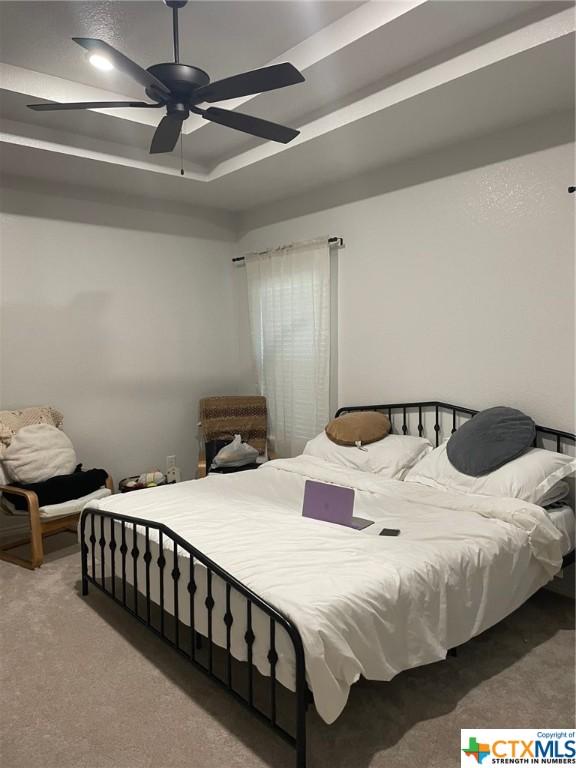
[547,503,575,555]
[86,456,564,724]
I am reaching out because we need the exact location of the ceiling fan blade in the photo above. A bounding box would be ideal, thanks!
[73,38,171,97]
[192,63,304,104]
[150,114,184,154]
[201,107,299,144]
[28,101,161,111]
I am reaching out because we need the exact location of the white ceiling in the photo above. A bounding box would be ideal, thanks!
[1,0,574,213]
[0,2,365,90]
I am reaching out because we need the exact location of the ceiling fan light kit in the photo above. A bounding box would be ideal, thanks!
[88,53,114,71]
[27,0,305,157]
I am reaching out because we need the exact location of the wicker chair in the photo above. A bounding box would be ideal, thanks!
[197,395,275,478]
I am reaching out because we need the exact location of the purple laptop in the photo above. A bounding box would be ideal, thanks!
[302,480,373,530]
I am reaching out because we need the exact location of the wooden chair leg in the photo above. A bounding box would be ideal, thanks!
[0,487,43,569]
[28,500,44,568]
[0,548,37,570]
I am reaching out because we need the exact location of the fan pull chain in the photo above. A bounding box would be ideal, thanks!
[180,134,184,176]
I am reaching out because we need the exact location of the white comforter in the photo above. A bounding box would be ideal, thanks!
[88,456,563,724]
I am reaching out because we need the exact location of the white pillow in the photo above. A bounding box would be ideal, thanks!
[3,424,77,484]
[303,432,433,479]
[539,481,570,507]
[404,442,576,505]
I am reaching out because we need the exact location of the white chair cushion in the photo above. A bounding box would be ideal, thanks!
[1,487,111,520]
[3,424,77,484]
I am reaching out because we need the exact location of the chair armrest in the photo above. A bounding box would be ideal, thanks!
[0,484,40,514]
[1,475,114,508]
[197,446,207,479]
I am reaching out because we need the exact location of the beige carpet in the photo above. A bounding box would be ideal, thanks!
[1,533,574,768]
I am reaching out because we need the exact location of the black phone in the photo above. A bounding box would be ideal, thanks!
[379,528,400,536]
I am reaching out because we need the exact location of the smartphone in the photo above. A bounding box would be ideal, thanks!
[379,528,400,536]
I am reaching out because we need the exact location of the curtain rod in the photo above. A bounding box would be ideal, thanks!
[232,236,344,263]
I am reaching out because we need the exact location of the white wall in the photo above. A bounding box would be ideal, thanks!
[0,183,254,491]
[238,131,575,433]
[1,117,574,488]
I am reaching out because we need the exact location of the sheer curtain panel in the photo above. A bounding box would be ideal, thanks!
[245,239,331,457]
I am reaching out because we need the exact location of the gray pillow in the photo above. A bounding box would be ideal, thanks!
[446,406,535,477]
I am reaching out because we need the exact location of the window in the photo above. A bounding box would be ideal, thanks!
[246,239,332,456]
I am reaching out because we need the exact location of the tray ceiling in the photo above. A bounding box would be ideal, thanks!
[1,0,574,213]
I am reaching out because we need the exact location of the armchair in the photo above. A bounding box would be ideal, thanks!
[0,406,113,569]
[0,476,113,570]
[197,395,276,478]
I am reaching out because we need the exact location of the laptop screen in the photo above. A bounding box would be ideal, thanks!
[302,480,355,525]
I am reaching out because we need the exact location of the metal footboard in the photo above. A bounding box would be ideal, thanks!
[80,508,309,768]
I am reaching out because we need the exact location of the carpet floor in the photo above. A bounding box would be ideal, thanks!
[1,532,574,768]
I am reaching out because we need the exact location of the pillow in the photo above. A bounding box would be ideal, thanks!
[446,406,535,476]
[303,432,433,479]
[2,424,77,484]
[405,442,576,505]
[325,411,391,446]
[539,481,570,508]
[0,405,63,451]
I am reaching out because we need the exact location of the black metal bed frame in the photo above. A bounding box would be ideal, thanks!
[335,400,576,452]
[80,401,575,768]
[80,509,308,767]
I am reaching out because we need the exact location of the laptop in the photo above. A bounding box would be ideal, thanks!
[302,480,373,530]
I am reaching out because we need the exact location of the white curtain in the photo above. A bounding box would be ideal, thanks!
[245,239,331,457]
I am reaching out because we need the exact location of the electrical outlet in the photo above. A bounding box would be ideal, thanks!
[166,455,176,471]
[167,466,181,484]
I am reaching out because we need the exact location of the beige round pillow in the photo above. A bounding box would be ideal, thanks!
[3,424,77,484]
[325,411,391,446]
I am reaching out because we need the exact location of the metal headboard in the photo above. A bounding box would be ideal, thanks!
[335,401,576,453]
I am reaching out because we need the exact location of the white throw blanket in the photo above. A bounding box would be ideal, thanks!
[87,456,563,724]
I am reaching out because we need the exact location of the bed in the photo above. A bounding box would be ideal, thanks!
[79,401,575,768]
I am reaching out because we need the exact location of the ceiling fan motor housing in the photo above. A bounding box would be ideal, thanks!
[145,63,210,104]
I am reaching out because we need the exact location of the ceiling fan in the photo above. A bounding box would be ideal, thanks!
[27,0,305,155]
